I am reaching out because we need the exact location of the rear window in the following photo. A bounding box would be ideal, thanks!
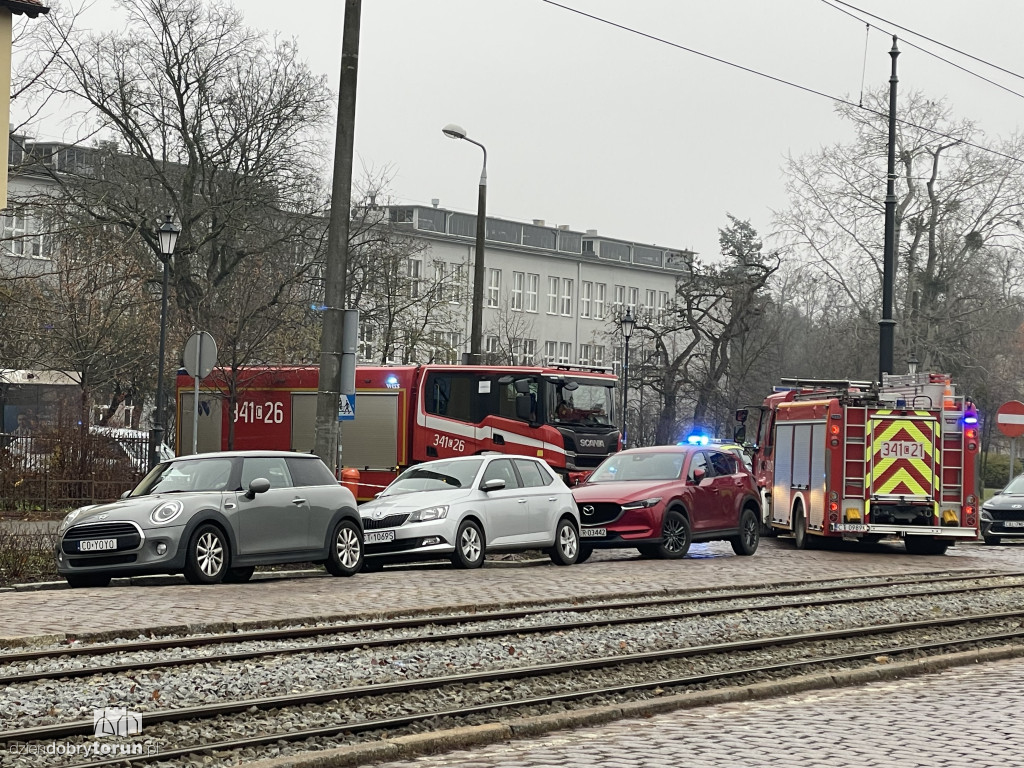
[287,457,338,487]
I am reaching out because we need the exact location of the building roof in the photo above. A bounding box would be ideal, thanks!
[0,0,50,17]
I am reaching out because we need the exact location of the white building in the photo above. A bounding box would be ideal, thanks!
[377,204,694,372]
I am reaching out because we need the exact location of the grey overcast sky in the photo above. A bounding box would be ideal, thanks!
[25,1,1024,261]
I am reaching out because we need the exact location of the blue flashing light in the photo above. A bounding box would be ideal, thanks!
[683,434,710,446]
[310,302,327,312]
[385,374,400,389]
[963,414,978,425]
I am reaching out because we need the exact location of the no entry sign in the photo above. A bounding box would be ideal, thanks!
[996,400,1024,438]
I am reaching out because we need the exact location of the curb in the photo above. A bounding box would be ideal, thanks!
[238,644,1024,768]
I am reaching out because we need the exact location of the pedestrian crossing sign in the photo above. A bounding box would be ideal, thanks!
[338,394,356,421]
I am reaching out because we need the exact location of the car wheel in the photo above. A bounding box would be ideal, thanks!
[65,573,111,588]
[904,537,949,556]
[325,519,363,577]
[183,524,228,584]
[983,534,1001,546]
[451,520,485,569]
[657,509,691,559]
[792,506,809,550]
[224,566,255,583]
[549,517,580,566]
[576,545,594,564]
[731,507,760,556]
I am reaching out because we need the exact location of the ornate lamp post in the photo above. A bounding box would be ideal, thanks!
[442,123,487,363]
[620,308,635,447]
[149,213,181,470]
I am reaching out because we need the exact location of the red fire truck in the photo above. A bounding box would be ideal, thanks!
[737,372,979,555]
[176,364,620,500]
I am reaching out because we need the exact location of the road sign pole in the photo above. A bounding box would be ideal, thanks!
[192,333,203,455]
[1012,438,1017,486]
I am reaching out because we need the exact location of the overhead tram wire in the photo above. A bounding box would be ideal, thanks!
[820,0,1024,101]
[832,0,1024,83]
[539,0,1024,167]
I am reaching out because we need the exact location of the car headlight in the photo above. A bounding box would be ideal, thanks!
[150,500,184,525]
[58,507,88,533]
[409,505,448,522]
[621,497,663,510]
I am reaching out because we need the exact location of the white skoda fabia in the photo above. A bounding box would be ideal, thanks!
[359,455,581,569]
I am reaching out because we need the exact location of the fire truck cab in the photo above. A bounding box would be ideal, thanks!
[738,373,979,555]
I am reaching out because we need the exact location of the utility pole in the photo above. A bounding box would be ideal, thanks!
[879,35,899,380]
[314,0,361,472]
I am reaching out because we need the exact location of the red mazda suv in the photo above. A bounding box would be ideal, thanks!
[571,445,761,561]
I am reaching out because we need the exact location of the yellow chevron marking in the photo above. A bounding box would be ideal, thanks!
[866,417,937,494]
[872,420,934,457]
[874,466,929,496]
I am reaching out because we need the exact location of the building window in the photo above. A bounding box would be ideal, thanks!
[547,276,559,315]
[560,278,573,316]
[487,268,501,308]
[511,271,524,311]
[2,208,43,258]
[614,284,625,312]
[580,281,592,319]
[594,284,606,320]
[451,264,465,303]
[485,334,501,362]
[358,322,375,362]
[628,287,639,314]
[519,338,537,365]
[407,256,422,298]
[543,341,557,364]
[526,273,539,313]
[558,342,572,364]
[431,331,462,365]
[593,345,605,367]
[658,291,670,323]
[645,289,656,313]
[579,343,592,366]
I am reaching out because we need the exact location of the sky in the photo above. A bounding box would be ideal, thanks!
[19,0,1024,262]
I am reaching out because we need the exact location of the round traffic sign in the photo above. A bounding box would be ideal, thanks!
[996,400,1024,438]
[183,331,217,379]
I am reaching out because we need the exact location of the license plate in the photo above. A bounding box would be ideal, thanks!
[581,527,606,538]
[1003,521,1024,528]
[364,530,395,544]
[832,523,867,532]
[79,538,117,552]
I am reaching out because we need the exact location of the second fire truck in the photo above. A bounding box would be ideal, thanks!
[737,372,979,555]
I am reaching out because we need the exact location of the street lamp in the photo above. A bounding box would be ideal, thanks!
[620,308,635,447]
[442,123,487,364]
[149,212,181,470]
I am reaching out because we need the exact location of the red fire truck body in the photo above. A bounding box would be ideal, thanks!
[745,373,979,554]
[176,364,620,500]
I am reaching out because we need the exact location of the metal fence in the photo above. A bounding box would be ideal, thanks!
[1,431,147,512]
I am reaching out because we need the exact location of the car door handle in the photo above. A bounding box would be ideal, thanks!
[291,498,307,505]
[548,497,557,501]
[518,499,528,504]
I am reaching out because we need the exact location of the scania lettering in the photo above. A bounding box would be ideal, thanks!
[737,372,979,555]
[177,364,621,500]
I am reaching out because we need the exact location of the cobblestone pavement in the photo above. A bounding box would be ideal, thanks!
[2,537,1023,642]
[377,658,1024,768]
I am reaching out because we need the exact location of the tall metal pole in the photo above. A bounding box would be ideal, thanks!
[149,258,170,470]
[470,165,487,363]
[621,334,630,448]
[879,35,900,380]
[314,0,361,472]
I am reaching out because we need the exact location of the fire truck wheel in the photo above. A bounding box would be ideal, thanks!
[904,537,949,556]
[731,508,760,556]
[325,519,363,577]
[549,517,580,566]
[657,510,692,559]
[792,507,810,550]
[983,534,1001,546]
[576,545,594,563]
[451,520,486,569]
[223,566,255,583]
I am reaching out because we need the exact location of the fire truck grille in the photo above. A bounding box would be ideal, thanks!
[362,513,410,530]
[577,502,621,526]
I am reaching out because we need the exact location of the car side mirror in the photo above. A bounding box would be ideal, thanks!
[120,490,130,499]
[733,424,746,443]
[482,478,506,492]
[245,477,272,499]
[692,467,706,484]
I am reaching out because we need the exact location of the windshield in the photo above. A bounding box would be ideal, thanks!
[588,451,685,483]
[547,378,615,428]
[382,459,484,496]
[132,457,234,496]
[1000,475,1024,495]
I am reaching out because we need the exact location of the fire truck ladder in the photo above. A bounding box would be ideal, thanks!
[843,406,867,498]
[939,396,965,505]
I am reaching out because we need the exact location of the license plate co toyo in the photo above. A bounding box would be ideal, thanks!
[79,538,117,552]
